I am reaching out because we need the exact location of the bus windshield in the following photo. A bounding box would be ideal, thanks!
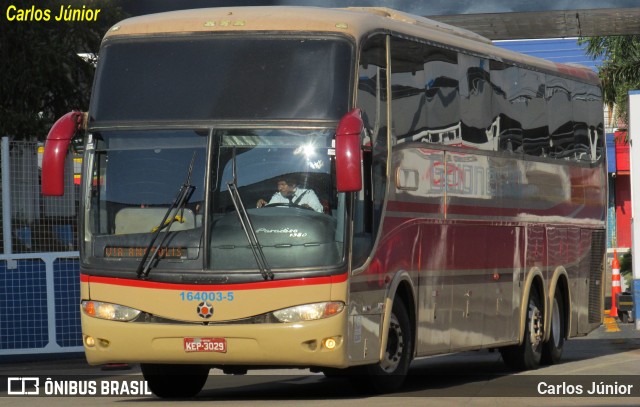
[210,129,342,270]
[85,130,207,271]
[84,128,344,273]
[90,35,352,122]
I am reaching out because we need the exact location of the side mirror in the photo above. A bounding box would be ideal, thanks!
[335,109,363,192]
[41,111,84,196]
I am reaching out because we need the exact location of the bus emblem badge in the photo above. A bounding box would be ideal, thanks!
[197,302,214,319]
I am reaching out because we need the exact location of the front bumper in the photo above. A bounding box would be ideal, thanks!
[82,312,349,368]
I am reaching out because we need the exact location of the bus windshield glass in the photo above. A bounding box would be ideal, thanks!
[210,129,342,271]
[90,35,352,122]
[84,129,344,272]
[85,130,208,270]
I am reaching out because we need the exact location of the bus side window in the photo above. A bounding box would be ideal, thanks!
[546,75,574,160]
[519,69,549,157]
[491,61,524,154]
[587,85,605,162]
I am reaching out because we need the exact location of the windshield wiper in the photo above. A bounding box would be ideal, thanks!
[227,148,274,281]
[137,152,197,279]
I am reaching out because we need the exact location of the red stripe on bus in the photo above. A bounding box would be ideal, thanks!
[80,273,347,291]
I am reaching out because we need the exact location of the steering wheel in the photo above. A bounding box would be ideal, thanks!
[264,202,314,211]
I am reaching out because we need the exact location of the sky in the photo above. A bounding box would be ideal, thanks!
[494,38,603,72]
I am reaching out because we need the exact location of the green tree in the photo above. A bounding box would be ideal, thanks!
[0,0,127,140]
[579,36,640,126]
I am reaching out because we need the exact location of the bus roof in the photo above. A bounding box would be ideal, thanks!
[104,6,600,85]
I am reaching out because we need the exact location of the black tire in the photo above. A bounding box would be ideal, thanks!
[141,363,209,398]
[541,287,565,365]
[500,286,544,371]
[349,299,413,393]
[621,311,629,324]
[321,367,346,378]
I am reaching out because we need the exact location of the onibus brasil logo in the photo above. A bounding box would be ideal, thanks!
[6,377,152,396]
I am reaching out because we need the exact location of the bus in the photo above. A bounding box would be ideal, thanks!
[42,6,606,397]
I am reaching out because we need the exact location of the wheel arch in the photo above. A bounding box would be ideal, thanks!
[379,270,416,361]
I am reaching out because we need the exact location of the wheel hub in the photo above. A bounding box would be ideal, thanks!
[529,305,543,348]
[380,314,404,373]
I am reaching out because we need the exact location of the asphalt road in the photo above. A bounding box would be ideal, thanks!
[1,315,639,406]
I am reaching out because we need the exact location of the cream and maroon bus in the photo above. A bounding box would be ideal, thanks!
[42,6,606,397]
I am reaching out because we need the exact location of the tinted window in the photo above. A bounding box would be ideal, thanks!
[91,35,352,122]
[459,54,493,150]
[546,75,574,159]
[383,38,603,164]
[573,83,604,162]
[390,37,459,144]
[587,85,605,162]
[520,70,549,157]
[490,61,523,153]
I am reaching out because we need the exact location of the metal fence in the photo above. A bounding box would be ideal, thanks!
[0,137,82,356]
[1,138,79,254]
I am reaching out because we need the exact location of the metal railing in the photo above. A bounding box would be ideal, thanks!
[0,137,82,356]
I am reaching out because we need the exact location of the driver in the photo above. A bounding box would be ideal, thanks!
[256,177,323,212]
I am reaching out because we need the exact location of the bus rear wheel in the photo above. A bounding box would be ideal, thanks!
[141,363,209,398]
[500,286,543,371]
[541,287,565,365]
[350,299,412,393]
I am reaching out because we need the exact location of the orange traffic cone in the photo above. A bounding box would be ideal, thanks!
[610,250,621,318]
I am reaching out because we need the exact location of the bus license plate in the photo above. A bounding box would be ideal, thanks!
[183,337,227,353]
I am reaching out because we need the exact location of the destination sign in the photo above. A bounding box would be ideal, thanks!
[104,246,185,259]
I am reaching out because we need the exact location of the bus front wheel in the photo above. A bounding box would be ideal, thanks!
[350,299,413,393]
[141,363,209,398]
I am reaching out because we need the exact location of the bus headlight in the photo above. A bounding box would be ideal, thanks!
[82,300,141,322]
[272,302,344,323]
